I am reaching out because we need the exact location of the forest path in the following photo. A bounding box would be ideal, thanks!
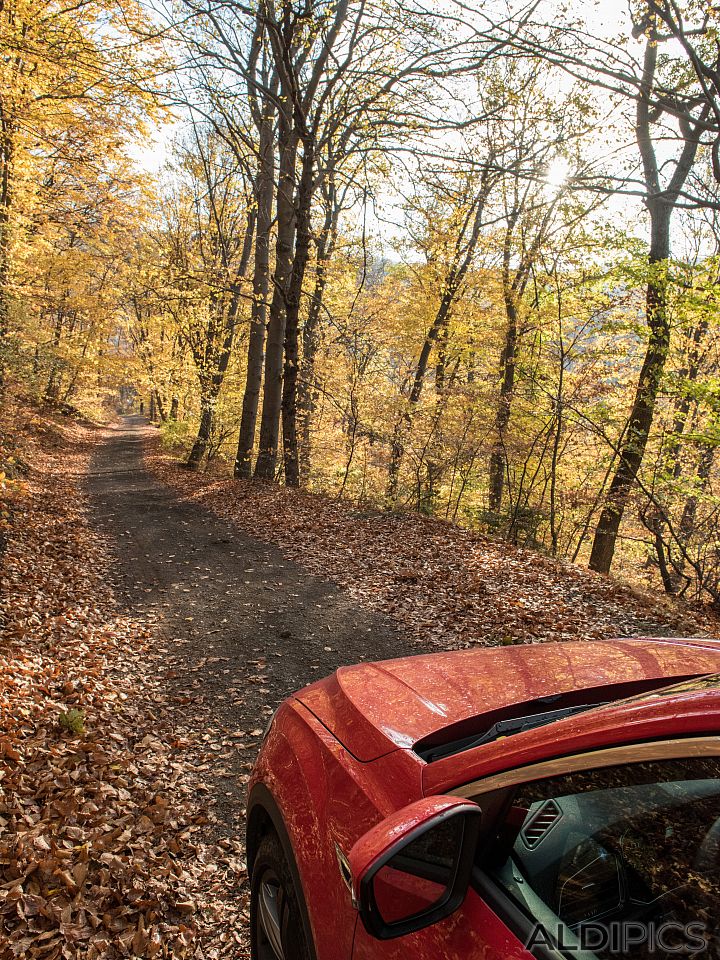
[84,415,412,839]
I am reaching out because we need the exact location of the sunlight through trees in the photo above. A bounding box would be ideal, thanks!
[6,0,720,604]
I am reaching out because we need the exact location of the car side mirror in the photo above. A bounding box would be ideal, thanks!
[348,796,482,940]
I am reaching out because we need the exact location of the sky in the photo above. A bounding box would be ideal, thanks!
[127,0,710,260]
[131,0,636,172]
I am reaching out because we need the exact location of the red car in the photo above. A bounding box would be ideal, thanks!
[247,639,720,959]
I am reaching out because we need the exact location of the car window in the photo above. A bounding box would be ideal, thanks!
[488,757,720,958]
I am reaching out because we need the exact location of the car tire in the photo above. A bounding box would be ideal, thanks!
[250,831,313,960]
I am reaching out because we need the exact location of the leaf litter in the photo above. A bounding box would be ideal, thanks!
[147,444,720,647]
[3,404,718,960]
[0,406,250,959]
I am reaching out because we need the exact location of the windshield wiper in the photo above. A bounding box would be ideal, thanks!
[421,702,607,763]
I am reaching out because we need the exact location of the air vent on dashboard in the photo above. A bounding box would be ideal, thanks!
[522,799,561,848]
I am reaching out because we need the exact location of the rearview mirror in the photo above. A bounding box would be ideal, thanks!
[348,796,481,940]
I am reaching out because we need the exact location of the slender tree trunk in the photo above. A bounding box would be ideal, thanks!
[235,88,276,478]
[488,296,519,513]
[298,197,337,479]
[186,199,255,472]
[652,520,677,595]
[588,31,705,574]
[187,393,214,470]
[338,393,360,498]
[549,396,564,556]
[387,287,455,500]
[387,179,491,500]
[281,145,315,487]
[297,269,325,479]
[44,309,65,402]
[153,389,166,422]
[667,318,707,479]
[255,117,298,480]
[62,333,90,404]
[0,116,13,385]
[186,295,247,471]
[589,206,672,572]
[679,440,716,539]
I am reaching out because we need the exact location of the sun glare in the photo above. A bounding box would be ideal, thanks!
[546,156,570,189]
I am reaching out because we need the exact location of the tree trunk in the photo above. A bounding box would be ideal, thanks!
[488,296,519,513]
[589,206,672,573]
[548,375,565,556]
[44,308,65,402]
[388,175,492,502]
[679,440,716,539]
[254,116,298,480]
[588,30,705,574]
[186,394,214,470]
[387,286,455,500]
[281,145,315,487]
[235,88,276,478]
[298,193,337,479]
[186,188,255,472]
[0,115,13,385]
[666,317,707,479]
[153,389,166,422]
[386,177,491,500]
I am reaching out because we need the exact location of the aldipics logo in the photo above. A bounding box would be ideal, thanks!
[525,921,710,955]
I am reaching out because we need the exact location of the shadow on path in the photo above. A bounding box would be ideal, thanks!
[85,416,413,837]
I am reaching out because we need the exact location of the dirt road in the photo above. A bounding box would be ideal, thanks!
[85,416,413,880]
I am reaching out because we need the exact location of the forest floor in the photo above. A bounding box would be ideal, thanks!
[2,408,719,960]
[85,416,417,955]
[0,408,413,959]
[147,430,719,648]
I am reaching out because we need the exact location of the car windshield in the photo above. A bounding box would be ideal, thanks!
[414,675,707,763]
[488,756,720,958]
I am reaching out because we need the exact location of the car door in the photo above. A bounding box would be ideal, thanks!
[467,742,720,959]
[353,740,720,959]
[352,882,534,959]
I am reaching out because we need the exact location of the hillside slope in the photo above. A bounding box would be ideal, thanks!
[147,442,719,649]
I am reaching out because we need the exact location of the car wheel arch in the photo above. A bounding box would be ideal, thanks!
[246,787,276,883]
[247,782,319,960]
